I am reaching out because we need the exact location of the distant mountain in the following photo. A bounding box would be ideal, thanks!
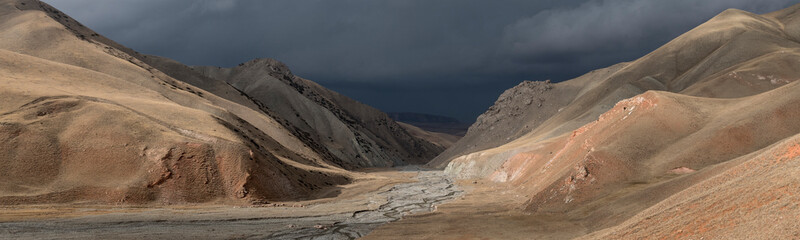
[387,112,471,137]
[387,112,460,123]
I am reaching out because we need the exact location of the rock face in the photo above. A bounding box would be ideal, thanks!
[0,0,442,205]
[191,59,445,169]
[435,3,800,237]
[428,78,591,168]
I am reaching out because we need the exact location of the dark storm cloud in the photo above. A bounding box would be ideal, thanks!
[43,0,797,122]
[501,0,795,65]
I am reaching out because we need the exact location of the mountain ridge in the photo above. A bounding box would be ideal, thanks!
[0,0,445,205]
[396,3,800,238]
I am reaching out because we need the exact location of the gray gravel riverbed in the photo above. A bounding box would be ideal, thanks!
[0,169,461,240]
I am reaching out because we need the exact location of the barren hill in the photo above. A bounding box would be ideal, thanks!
[417,3,800,238]
[192,59,444,169]
[0,0,444,205]
[436,6,800,172]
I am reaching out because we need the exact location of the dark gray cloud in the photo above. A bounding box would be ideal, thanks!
[501,0,794,64]
[43,0,797,122]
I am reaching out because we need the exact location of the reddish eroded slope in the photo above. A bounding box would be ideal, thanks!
[440,5,800,173]
[584,136,800,239]
[428,67,625,168]
[487,79,800,229]
[433,4,800,237]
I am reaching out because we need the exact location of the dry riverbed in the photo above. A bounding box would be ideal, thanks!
[0,167,461,240]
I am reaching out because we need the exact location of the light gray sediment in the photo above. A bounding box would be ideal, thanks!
[0,169,461,240]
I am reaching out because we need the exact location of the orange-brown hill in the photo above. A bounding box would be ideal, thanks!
[425,3,800,238]
[0,0,444,205]
[433,5,800,170]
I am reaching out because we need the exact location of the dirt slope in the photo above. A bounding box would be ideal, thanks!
[441,6,800,174]
[192,59,445,169]
[428,66,626,168]
[436,6,800,171]
[582,132,800,239]
[0,0,366,205]
[414,3,800,238]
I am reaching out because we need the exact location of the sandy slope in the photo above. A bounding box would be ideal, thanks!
[581,133,800,239]
[442,4,800,185]
[0,0,355,205]
[0,0,444,205]
[395,3,800,238]
[438,6,800,171]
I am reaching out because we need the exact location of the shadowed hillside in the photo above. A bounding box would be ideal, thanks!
[0,0,445,205]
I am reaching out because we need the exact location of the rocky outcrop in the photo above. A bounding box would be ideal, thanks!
[192,59,445,169]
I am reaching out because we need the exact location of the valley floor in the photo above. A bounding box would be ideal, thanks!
[0,167,460,240]
[365,179,586,240]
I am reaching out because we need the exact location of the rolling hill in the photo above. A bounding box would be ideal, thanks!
[424,3,800,238]
[0,0,445,205]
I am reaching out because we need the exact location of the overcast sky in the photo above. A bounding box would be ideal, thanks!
[44,0,796,122]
